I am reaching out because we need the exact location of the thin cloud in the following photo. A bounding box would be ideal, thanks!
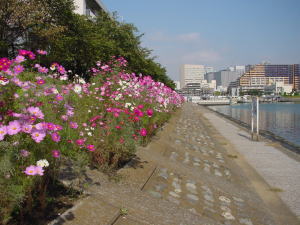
[182,50,221,63]
[146,31,202,43]
[177,32,201,42]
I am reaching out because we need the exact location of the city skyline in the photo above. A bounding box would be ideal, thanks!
[103,0,300,81]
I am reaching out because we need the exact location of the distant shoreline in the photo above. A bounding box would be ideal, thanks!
[205,105,300,155]
[279,97,300,102]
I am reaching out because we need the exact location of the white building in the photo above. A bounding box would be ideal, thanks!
[200,80,216,90]
[264,82,293,94]
[180,64,206,88]
[74,0,108,16]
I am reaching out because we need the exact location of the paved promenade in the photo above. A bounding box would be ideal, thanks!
[50,103,299,225]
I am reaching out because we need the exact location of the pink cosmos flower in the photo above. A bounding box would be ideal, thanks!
[22,124,32,133]
[20,149,30,157]
[24,165,37,176]
[86,145,95,152]
[51,132,61,142]
[35,166,44,176]
[61,115,68,121]
[35,122,47,131]
[58,65,66,74]
[139,128,147,137]
[14,55,25,64]
[31,131,46,143]
[38,67,48,74]
[52,150,61,158]
[0,126,7,140]
[66,109,74,117]
[13,65,24,75]
[69,121,78,129]
[7,120,21,135]
[27,106,44,119]
[37,50,48,55]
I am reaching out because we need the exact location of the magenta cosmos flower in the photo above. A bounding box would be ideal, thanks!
[76,139,85,146]
[86,145,95,152]
[52,150,61,158]
[36,79,45,85]
[139,128,147,137]
[7,120,21,135]
[146,109,153,117]
[55,94,63,101]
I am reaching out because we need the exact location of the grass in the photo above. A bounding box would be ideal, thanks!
[269,187,284,192]
[227,154,238,159]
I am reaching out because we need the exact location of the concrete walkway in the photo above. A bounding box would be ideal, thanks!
[204,108,300,219]
[50,103,299,225]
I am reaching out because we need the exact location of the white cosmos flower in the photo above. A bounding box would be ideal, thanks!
[73,84,82,94]
[78,78,86,84]
[36,159,49,168]
[125,103,132,108]
[87,132,92,136]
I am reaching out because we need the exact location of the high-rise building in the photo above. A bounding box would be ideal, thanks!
[74,0,108,16]
[180,64,206,88]
[238,64,300,91]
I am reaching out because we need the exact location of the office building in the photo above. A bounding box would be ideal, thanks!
[205,70,242,88]
[180,64,206,88]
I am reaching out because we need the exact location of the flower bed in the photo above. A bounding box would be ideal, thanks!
[0,50,183,223]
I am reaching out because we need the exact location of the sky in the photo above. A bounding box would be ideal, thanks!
[103,0,300,81]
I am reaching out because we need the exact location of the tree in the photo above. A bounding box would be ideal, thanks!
[0,2,175,88]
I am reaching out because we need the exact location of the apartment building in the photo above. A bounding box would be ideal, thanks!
[74,0,108,16]
[238,64,300,91]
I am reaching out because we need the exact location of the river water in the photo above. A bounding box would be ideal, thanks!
[209,102,300,147]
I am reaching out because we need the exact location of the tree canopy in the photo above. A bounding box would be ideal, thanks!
[0,0,175,88]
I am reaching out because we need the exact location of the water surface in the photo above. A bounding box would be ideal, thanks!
[209,102,300,147]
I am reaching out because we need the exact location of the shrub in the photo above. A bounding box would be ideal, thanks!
[0,50,183,223]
